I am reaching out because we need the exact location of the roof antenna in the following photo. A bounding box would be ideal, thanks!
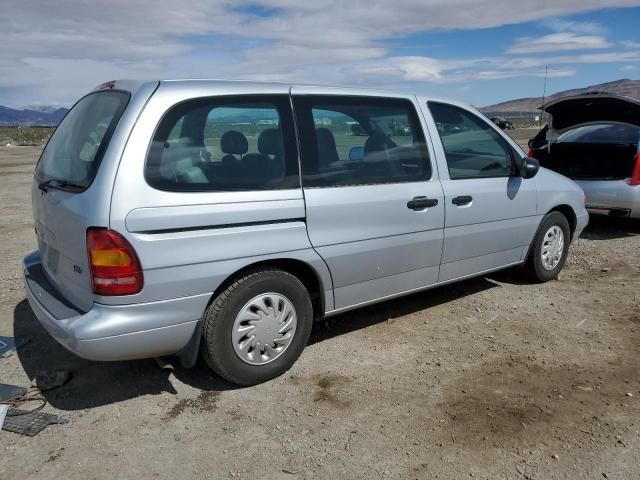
[540,66,548,129]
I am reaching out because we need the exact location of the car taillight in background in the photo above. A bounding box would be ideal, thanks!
[86,228,143,295]
[527,149,536,158]
[630,153,640,186]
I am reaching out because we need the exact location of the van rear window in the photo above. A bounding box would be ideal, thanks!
[35,91,129,191]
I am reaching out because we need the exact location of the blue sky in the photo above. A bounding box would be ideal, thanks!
[396,8,640,105]
[2,1,640,108]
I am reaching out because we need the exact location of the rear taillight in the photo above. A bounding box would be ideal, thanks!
[630,153,640,186]
[527,149,536,158]
[86,228,143,295]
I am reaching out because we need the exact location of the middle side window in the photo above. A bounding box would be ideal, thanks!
[294,96,432,187]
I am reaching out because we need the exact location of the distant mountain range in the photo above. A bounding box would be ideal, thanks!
[480,79,640,115]
[0,105,69,126]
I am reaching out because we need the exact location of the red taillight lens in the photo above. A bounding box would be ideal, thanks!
[527,149,536,158]
[86,228,143,295]
[630,153,640,186]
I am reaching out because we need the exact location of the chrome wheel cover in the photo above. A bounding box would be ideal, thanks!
[231,293,297,365]
[541,225,565,271]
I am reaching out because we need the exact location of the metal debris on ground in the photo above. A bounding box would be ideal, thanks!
[0,383,28,404]
[33,370,71,392]
[1,387,46,413]
[0,404,8,431]
[0,336,30,358]
[2,409,68,436]
[1,386,68,436]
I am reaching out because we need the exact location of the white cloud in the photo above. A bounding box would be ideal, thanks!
[542,18,605,35]
[3,0,640,105]
[350,57,451,82]
[507,33,610,54]
[508,51,640,68]
[349,50,640,84]
[622,40,640,48]
[466,68,575,80]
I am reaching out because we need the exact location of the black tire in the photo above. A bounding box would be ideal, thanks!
[201,268,313,386]
[525,211,571,282]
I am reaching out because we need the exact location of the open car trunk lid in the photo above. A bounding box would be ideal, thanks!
[530,93,640,181]
[32,80,157,312]
[542,92,640,132]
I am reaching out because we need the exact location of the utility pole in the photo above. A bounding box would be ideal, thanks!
[539,66,548,129]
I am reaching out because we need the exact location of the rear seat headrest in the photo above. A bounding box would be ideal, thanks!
[364,132,390,155]
[316,128,337,148]
[221,130,248,155]
[315,127,339,166]
[258,129,282,156]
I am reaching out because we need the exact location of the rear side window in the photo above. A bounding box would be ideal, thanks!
[429,102,515,179]
[294,96,431,187]
[35,91,129,190]
[146,96,299,192]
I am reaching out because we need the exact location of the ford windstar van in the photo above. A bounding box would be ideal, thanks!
[23,80,588,385]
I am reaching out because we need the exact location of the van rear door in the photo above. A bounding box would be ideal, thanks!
[31,82,156,311]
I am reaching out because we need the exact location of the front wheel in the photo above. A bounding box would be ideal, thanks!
[201,268,313,386]
[525,212,571,282]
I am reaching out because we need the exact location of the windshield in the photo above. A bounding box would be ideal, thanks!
[35,91,129,190]
[557,123,640,145]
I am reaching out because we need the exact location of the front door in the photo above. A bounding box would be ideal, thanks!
[292,90,445,311]
[425,101,540,282]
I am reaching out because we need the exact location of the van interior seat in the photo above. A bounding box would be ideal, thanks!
[364,132,391,158]
[220,130,249,165]
[363,132,394,176]
[175,158,208,184]
[258,128,283,157]
[315,128,340,170]
[160,140,208,184]
[258,128,285,174]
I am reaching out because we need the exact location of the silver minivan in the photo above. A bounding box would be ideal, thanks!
[23,80,588,385]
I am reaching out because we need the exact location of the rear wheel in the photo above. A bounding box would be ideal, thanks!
[201,268,313,386]
[525,211,571,282]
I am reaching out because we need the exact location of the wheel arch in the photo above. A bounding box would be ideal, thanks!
[547,204,577,239]
[177,257,329,368]
[523,204,577,266]
[209,258,327,320]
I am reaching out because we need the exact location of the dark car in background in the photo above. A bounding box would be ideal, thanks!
[490,117,515,130]
[529,93,640,218]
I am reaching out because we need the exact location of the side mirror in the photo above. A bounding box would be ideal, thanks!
[520,156,539,179]
[349,146,364,161]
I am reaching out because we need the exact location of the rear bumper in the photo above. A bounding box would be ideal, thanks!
[577,180,640,218]
[22,251,209,362]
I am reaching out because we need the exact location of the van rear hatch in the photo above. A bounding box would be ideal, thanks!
[32,81,157,312]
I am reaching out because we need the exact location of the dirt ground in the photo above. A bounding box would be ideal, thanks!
[1,140,639,480]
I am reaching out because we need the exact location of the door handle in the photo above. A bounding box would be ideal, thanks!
[452,195,473,206]
[407,196,438,210]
